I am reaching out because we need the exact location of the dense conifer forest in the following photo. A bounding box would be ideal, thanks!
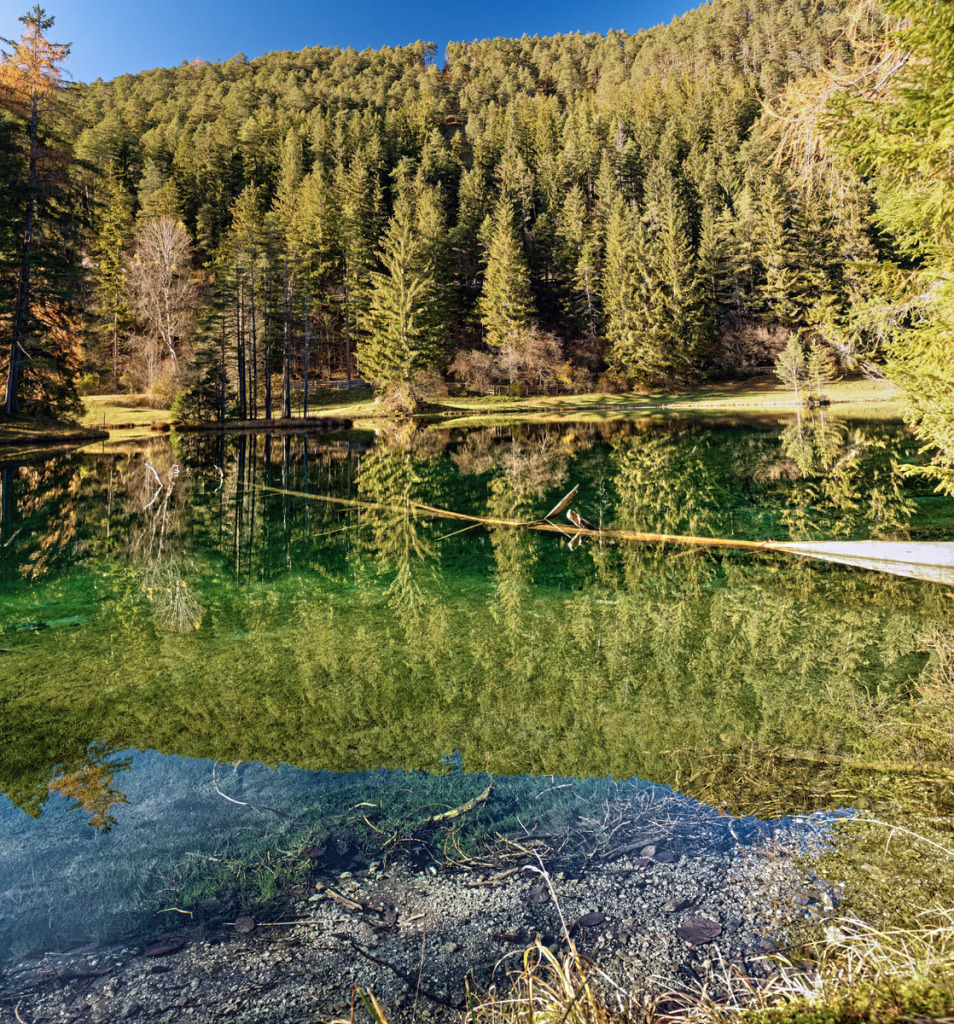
[2,0,951,484]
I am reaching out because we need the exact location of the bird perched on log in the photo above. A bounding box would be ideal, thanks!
[567,508,597,531]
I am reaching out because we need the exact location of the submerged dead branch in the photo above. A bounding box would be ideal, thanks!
[423,784,493,826]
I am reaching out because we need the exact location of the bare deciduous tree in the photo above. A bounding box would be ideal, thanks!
[126,215,197,400]
[498,326,565,389]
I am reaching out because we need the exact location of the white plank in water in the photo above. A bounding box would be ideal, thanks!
[774,540,954,586]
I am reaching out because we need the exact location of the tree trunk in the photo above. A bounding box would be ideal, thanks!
[111,307,120,391]
[282,271,291,419]
[236,276,247,419]
[248,244,258,419]
[4,91,39,416]
[263,296,272,421]
[220,310,227,424]
[303,279,310,418]
[344,283,353,385]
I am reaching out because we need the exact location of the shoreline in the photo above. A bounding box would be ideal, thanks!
[0,799,834,1024]
[0,377,904,451]
[0,420,108,450]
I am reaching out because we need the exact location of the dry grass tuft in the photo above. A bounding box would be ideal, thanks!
[723,912,954,1024]
[323,914,954,1024]
[466,939,659,1024]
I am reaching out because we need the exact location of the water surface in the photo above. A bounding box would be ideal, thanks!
[1,412,952,956]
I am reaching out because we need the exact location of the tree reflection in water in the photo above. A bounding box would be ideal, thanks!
[0,416,950,824]
[47,744,132,833]
[778,407,914,540]
[133,458,205,633]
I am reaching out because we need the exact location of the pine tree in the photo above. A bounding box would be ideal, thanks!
[752,172,799,323]
[600,195,637,359]
[171,264,238,426]
[291,165,341,393]
[555,183,601,339]
[805,338,839,402]
[335,152,381,382]
[450,165,491,319]
[136,159,182,220]
[273,128,304,232]
[774,331,807,405]
[292,167,340,288]
[724,175,761,320]
[228,185,265,416]
[413,178,454,348]
[477,199,536,347]
[644,166,712,375]
[268,136,308,421]
[605,165,713,385]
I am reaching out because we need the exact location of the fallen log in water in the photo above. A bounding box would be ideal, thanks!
[258,485,954,585]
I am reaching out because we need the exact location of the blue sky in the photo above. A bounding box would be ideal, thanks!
[1,0,696,83]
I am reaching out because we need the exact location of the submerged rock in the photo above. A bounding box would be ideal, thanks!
[141,939,186,958]
[675,916,722,944]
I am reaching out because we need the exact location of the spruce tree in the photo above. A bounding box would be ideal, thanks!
[273,128,304,232]
[555,183,601,339]
[600,196,637,360]
[335,152,381,381]
[752,172,800,323]
[413,179,454,348]
[605,165,713,385]
[228,185,265,416]
[91,166,133,391]
[774,332,807,405]
[450,165,491,318]
[364,177,448,384]
[477,199,536,348]
[291,165,341,389]
[805,338,839,402]
[136,159,182,220]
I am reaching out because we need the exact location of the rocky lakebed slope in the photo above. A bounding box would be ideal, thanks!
[0,804,837,1024]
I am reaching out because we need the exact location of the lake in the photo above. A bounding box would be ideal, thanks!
[1,410,953,987]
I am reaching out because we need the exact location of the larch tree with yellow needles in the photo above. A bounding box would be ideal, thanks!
[1,6,79,417]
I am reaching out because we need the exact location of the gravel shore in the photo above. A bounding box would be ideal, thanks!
[0,803,835,1024]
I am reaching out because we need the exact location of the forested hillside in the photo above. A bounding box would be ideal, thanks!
[0,0,897,419]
